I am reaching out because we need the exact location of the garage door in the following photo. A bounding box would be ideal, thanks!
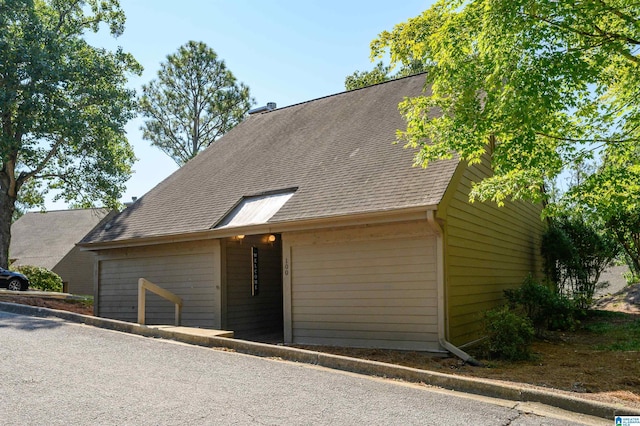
[290,226,439,351]
[98,241,217,327]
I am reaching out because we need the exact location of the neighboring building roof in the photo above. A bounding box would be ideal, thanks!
[83,74,460,245]
[11,208,113,269]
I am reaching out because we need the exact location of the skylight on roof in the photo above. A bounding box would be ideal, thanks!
[215,190,296,229]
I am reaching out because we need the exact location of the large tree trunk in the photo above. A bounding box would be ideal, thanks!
[0,189,16,269]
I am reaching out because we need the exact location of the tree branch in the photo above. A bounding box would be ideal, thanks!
[594,0,639,27]
[535,131,639,145]
[17,137,64,185]
[526,12,640,65]
[592,22,640,46]
[54,0,82,34]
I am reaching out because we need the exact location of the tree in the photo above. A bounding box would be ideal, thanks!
[604,207,640,278]
[541,217,618,309]
[344,60,427,91]
[0,0,140,268]
[372,0,640,270]
[345,62,393,91]
[139,41,254,166]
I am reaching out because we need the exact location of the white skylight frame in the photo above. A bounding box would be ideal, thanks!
[214,190,296,229]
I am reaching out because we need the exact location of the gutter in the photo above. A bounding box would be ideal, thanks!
[79,205,437,251]
[426,210,482,366]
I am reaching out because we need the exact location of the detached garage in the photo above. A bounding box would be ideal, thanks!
[81,74,544,352]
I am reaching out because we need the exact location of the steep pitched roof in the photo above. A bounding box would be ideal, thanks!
[10,208,113,269]
[83,74,459,245]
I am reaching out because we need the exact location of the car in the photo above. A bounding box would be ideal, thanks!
[0,267,29,291]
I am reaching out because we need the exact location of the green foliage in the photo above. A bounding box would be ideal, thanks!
[504,275,577,334]
[606,208,640,278]
[139,41,254,166]
[0,0,141,268]
[483,305,535,361]
[11,180,43,223]
[345,62,393,91]
[14,265,63,292]
[344,61,427,91]
[598,339,640,352]
[623,270,640,285]
[541,217,618,308]
[541,225,574,287]
[372,1,640,267]
[373,0,640,203]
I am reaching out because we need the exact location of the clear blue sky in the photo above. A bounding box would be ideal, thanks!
[47,0,434,209]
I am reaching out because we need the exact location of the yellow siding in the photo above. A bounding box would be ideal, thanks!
[442,160,545,345]
[286,221,439,351]
[97,240,218,328]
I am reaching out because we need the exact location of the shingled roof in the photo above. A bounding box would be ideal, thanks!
[82,74,459,245]
[11,208,113,268]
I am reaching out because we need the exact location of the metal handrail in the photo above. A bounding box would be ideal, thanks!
[137,278,183,326]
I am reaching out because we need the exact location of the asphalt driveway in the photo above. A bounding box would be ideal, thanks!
[0,311,602,425]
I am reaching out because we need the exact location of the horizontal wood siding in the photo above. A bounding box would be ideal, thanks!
[444,160,545,345]
[97,241,218,327]
[53,246,96,295]
[287,221,439,351]
[225,235,283,336]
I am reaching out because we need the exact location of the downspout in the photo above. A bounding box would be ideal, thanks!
[426,210,482,366]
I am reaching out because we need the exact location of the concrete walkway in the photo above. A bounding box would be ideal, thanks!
[0,300,638,421]
[149,324,234,338]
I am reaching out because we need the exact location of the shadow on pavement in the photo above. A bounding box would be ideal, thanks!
[0,312,64,331]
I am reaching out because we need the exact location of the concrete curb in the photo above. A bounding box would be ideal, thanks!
[1,301,638,420]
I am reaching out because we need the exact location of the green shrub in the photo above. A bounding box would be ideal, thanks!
[504,275,577,334]
[14,265,63,292]
[483,306,535,361]
[623,270,640,286]
[547,295,580,331]
[541,217,618,309]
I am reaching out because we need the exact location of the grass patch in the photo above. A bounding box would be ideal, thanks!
[586,309,629,320]
[583,310,640,351]
[598,340,640,351]
[65,297,93,306]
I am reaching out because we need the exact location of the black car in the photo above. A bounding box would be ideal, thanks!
[0,268,29,291]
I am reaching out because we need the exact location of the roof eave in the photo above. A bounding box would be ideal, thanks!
[79,205,438,251]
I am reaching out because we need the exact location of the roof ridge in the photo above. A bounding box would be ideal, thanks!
[82,72,458,245]
[254,72,429,115]
[24,207,109,214]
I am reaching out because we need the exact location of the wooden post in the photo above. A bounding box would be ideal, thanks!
[138,278,183,326]
[138,278,146,325]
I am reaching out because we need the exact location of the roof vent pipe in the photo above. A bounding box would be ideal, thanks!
[248,102,277,115]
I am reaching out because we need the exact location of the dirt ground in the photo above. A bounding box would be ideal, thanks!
[0,295,94,316]
[1,284,639,409]
[298,313,640,409]
[299,283,640,410]
[593,281,640,313]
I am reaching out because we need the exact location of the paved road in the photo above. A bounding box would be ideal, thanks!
[0,312,603,425]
